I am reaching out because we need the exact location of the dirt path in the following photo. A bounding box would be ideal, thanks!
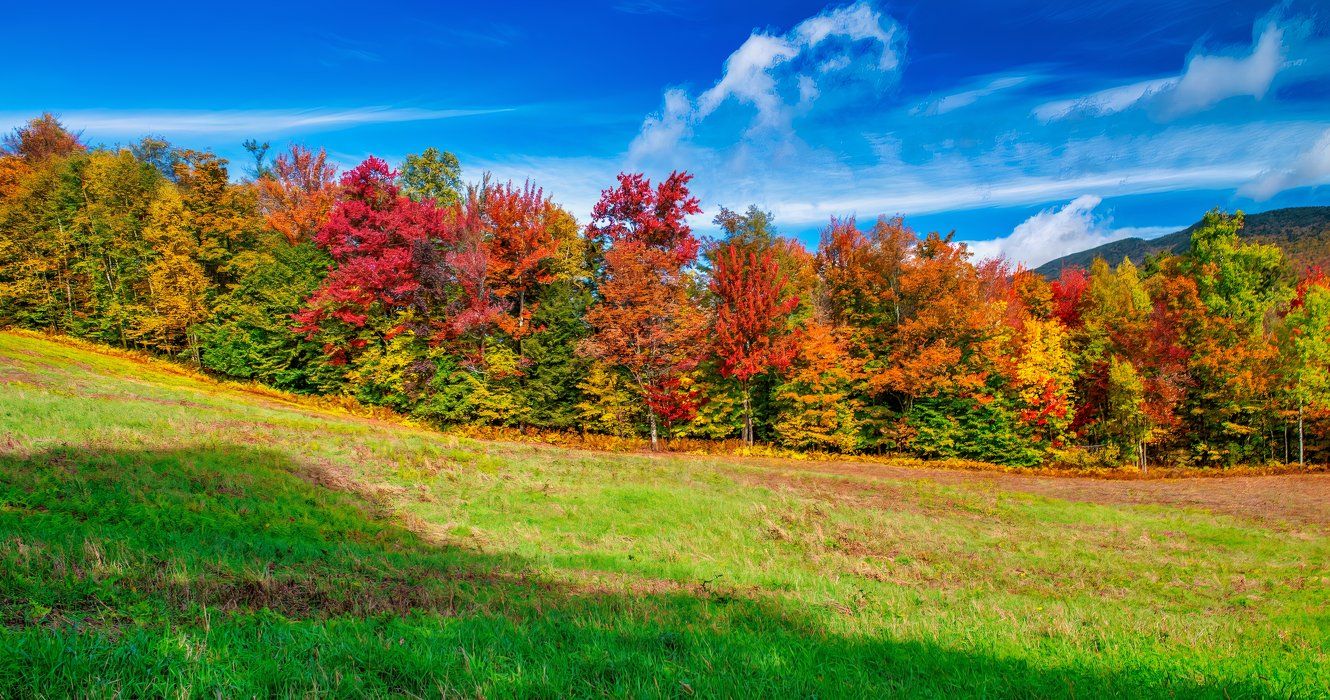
[725,457,1330,528]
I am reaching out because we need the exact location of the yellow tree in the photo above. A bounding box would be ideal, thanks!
[136,187,211,361]
[174,150,260,282]
[1013,317,1074,446]
[772,322,863,451]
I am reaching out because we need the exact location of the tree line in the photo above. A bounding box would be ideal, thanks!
[2,114,1327,467]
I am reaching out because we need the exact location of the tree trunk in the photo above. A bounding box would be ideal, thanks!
[517,289,526,360]
[648,410,659,452]
[1299,403,1305,467]
[742,382,753,447]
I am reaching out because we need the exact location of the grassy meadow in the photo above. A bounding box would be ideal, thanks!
[0,331,1326,697]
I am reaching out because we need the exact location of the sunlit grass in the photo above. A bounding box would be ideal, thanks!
[0,331,1325,697]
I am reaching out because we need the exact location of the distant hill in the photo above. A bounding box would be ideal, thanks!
[1033,206,1330,278]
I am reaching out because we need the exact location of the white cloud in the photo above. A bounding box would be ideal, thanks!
[914,75,1028,117]
[792,0,901,71]
[961,195,1180,268]
[1241,128,1330,199]
[1160,19,1287,117]
[433,6,1324,239]
[513,119,1315,233]
[1033,77,1177,121]
[630,89,694,158]
[629,0,904,159]
[769,161,1264,227]
[695,33,800,125]
[0,107,512,137]
[1035,16,1296,122]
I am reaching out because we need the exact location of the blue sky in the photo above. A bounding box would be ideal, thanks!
[5,0,1330,265]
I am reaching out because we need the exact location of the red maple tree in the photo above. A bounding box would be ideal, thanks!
[1051,266,1090,329]
[581,171,705,449]
[485,180,563,342]
[711,243,799,445]
[293,157,459,363]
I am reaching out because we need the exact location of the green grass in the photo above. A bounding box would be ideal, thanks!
[0,331,1326,698]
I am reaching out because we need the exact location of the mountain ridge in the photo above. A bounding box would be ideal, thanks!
[1032,206,1330,278]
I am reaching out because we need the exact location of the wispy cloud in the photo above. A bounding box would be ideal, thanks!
[961,195,1181,267]
[1034,77,1177,122]
[763,162,1266,227]
[437,22,523,47]
[1035,13,1309,122]
[0,107,515,137]
[694,118,1318,226]
[613,0,683,17]
[490,124,1291,231]
[317,33,386,66]
[913,75,1030,117]
[1241,127,1330,200]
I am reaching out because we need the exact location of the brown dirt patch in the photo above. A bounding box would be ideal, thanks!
[729,458,1330,527]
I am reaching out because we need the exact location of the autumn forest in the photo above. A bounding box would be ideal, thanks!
[2,113,1328,469]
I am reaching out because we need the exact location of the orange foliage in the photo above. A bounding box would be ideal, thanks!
[256,145,339,245]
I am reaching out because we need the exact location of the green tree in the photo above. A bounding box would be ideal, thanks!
[1181,211,1290,464]
[516,277,592,429]
[198,240,344,393]
[0,150,85,331]
[399,147,462,207]
[1280,280,1330,465]
[73,149,164,347]
[1104,356,1149,470]
[1188,210,1289,332]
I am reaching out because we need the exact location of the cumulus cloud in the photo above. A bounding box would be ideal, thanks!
[629,0,904,159]
[962,195,1179,268]
[695,33,801,125]
[434,6,1319,238]
[1035,15,1298,122]
[1241,128,1330,200]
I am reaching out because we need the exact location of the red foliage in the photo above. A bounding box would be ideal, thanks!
[1292,266,1328,310]
[443,188,505,341]
[586,171,701,266]
[1140,271,1198,432]
[645,377,704,426]
[1020,380,1070,431]
[1051,266,1089,328]
[581,171,707,446]
[293,157,459,360]
[710,244,799,382]
[485,180,563,338]
[2,113,84,163]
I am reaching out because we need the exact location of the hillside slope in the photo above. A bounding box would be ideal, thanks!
[1,331,1327,697]
[1034,206,1330,278]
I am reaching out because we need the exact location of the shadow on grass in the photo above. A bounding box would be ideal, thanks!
[0,445,1279,698]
